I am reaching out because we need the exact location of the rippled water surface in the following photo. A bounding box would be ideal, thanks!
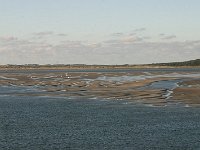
[1,94,200,149]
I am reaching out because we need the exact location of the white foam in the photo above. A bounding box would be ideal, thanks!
[184,104,191,108]
[164,90,173,100]
[89,97,98,100]
[30,76,39,80]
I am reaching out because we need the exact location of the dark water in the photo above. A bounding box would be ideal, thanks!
[1,94,200,149]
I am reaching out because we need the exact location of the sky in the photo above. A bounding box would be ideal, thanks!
[0,0,200,64]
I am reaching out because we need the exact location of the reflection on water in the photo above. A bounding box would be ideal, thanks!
[97,73,200,82]
[147,80,179,89]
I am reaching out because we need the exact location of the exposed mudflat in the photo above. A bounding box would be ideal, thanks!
[0,69,200,107]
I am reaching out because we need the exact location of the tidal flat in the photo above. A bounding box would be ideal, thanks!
[0,68,200,106]
[0,68,200,149]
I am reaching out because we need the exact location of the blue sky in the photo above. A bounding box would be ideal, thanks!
[0,0,200,64]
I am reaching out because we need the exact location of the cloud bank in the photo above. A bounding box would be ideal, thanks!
[0,31,199,65]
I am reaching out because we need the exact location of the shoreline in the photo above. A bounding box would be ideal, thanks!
[0,65,200,71]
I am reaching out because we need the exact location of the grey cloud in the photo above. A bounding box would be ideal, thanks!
[159,34,176,40]
[30,32,69,42]
[86,43,102,48]
[129,33,136,36]
[58,40,83,48]
[121,37,143,43]
[0,35,199,65]
[134,28,146,32]
[162,35,176,40]
[0,37,53,62]
[104,39,120,44]
[104,35,146,46]
[57,33,68,37]
[142,36,151,40]
[110,32,124,37]
[34,31,54,36]
[0,36,18,42]
[128,28,146,36]
[159,33,165,36]
[100,40,200,64]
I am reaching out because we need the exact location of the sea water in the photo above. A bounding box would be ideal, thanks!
[0,92,200,149]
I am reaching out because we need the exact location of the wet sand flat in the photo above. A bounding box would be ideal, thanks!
[0,69,200,107]
[173,79,200,106]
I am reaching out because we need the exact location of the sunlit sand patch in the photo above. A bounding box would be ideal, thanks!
[172,78,200,106]
[173,87,200,104]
